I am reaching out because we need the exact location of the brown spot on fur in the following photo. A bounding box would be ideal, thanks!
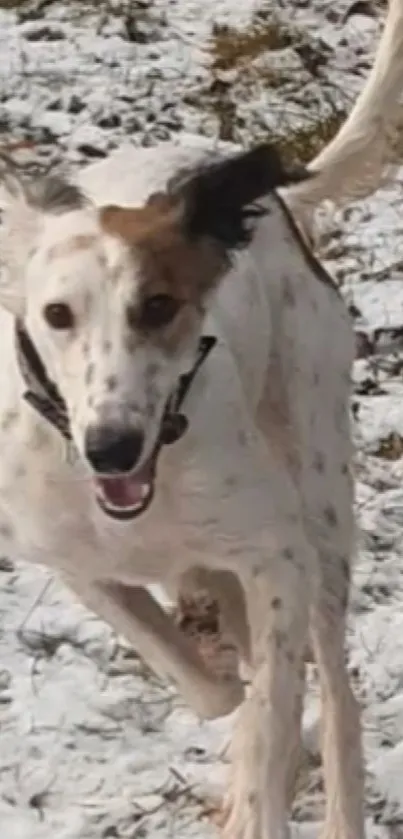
[1,410,18,432]
[99,199,227,354]
[202,516,220,527]
[31,425,49,450]
[313,450,325,473]
[147,306,201,356]
[126,304,137,331]
[283,277,296,307]
[0,522,13,540]
[146,362,160,379]
[145,372,159,412]
[274,630,287,649]
[146,402,156,418]
[272,597,282,609]
[85,363,94,387]
[100,197,179,242]
[237,430,247,447]
[47,234,98,263]
[335,398,347,433]
[257,353,301,479]
[124,332,138,356]
[341,556,350,582]
[106,375,118,392]
[324,504,338,528]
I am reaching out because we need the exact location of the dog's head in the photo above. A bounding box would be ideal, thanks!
[0,145,307,520]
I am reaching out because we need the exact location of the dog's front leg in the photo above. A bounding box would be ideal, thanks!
[76,578,244,720]
[223,532,314,839]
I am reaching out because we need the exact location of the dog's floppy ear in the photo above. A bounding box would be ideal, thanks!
[0,154,40,315]
[0,151,32,206]
[168,143,309,251]
[0,152,86,214]
[0,153,87,315]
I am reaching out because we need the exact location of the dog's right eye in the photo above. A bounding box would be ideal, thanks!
[43,302,75,330]
[138,294,182,330]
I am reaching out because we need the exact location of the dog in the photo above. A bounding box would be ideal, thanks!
[0,2,403,837]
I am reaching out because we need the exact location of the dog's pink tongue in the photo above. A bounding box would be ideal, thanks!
[97,457,155,509]
[99,475,146,508]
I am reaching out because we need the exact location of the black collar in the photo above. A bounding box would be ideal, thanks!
[14,321,216,449]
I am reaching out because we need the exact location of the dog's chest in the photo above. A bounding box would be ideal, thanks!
[95,429,293,584]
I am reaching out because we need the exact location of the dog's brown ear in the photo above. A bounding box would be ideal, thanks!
[169,143,309,250]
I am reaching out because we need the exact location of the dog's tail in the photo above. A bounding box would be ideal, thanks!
[286,0,403,214]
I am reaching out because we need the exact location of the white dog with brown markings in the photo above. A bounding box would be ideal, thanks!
[0,2,403,838]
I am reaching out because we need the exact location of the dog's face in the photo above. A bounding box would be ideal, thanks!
[0,145,306,520]
[24,197,223,519]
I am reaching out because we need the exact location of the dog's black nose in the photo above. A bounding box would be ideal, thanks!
[85,424,144,474]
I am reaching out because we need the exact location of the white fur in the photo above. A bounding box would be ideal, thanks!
[0,2,402,838]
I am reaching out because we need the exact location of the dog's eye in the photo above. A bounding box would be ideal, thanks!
[138,294,182,330]
[43,302,75,330]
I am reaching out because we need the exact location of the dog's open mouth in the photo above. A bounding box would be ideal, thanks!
[95,456,156,521]
[94,413,190,522]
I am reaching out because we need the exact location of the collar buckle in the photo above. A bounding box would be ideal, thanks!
[160,335,217,447]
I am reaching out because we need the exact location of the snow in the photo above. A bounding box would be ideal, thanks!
[1,0,403,836]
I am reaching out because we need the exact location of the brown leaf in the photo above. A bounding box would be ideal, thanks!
[374,432,403,461]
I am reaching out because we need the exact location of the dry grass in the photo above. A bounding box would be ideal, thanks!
[374,432,403,461]
[275,111,346,165]
[203,6,342,159]
[211,15,296,72]
[0,0,30,6]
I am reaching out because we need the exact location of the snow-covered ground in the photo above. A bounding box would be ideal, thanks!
[1,0,403,837]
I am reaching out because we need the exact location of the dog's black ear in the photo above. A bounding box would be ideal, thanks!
[169,143,309,251]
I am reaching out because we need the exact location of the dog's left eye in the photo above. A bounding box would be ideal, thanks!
[43,302,75,330]
[138,294,182,330]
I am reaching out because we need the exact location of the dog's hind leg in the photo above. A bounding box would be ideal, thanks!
[309,497,364,838]
[79,578,244,720]
[311,562,364,839]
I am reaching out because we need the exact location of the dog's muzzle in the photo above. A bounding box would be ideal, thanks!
[92,413,189,521]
